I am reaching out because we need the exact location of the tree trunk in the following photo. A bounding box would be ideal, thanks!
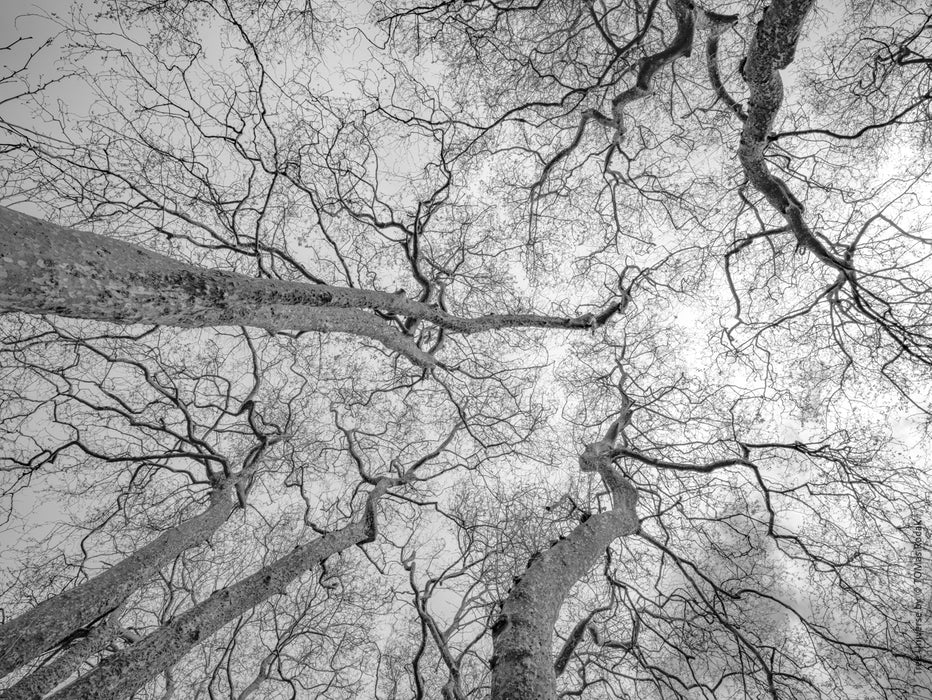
[0,207,614,367]
[45,483,390,700]
[0,486,235,679]
[736,0,839,267]
[490,448,638,700]
[0,613,118,700]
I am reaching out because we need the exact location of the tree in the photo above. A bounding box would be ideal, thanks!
[0,207,632,370]
[2,0,932,697]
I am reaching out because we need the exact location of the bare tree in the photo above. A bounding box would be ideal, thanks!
[491,415,638,700]
[0,207,628,369]
[2,0,932,697]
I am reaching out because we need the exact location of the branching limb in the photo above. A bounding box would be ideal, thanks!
[704,11,746,119]
[491,421,638,700]
[403,559,467,700]
[531,0,699,200]
[737,0,841,268]
[552,601,611,677]
[0,207,630,369]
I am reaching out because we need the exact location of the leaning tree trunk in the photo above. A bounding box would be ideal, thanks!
[490,436,638,700]
[44,482,393,700]
[0,484,235,680]
[0,612,120,700]
[0,207,617,368]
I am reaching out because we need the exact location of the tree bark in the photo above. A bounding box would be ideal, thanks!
[737,0,843,268]
[44,482,391,700]
[0,485,235,679]
[0,207,615,367]
[490,441,638,700]
[0,613,118,700]
[609,0,695,129]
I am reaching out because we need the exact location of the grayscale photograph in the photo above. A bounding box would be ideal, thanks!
[0,0,930,697]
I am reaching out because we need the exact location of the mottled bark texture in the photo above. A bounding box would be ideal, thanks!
[490,435,638,700]
[0,614,119,700]
[738,0,844,269]
[0,207,617,367]
[0,485,235,681]
[45,482,391,700]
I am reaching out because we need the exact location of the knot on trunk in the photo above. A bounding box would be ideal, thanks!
[579,441,612,473]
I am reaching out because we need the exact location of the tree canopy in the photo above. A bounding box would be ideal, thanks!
[1,0,931,698]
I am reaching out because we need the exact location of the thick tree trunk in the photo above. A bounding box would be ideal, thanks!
[0,486,234,676]
[490,443,638,700]
[737,0,842,268]
[0,614,118,700]
[0,207,613,367]
[0,486,235,679]
[45,483,391,700]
